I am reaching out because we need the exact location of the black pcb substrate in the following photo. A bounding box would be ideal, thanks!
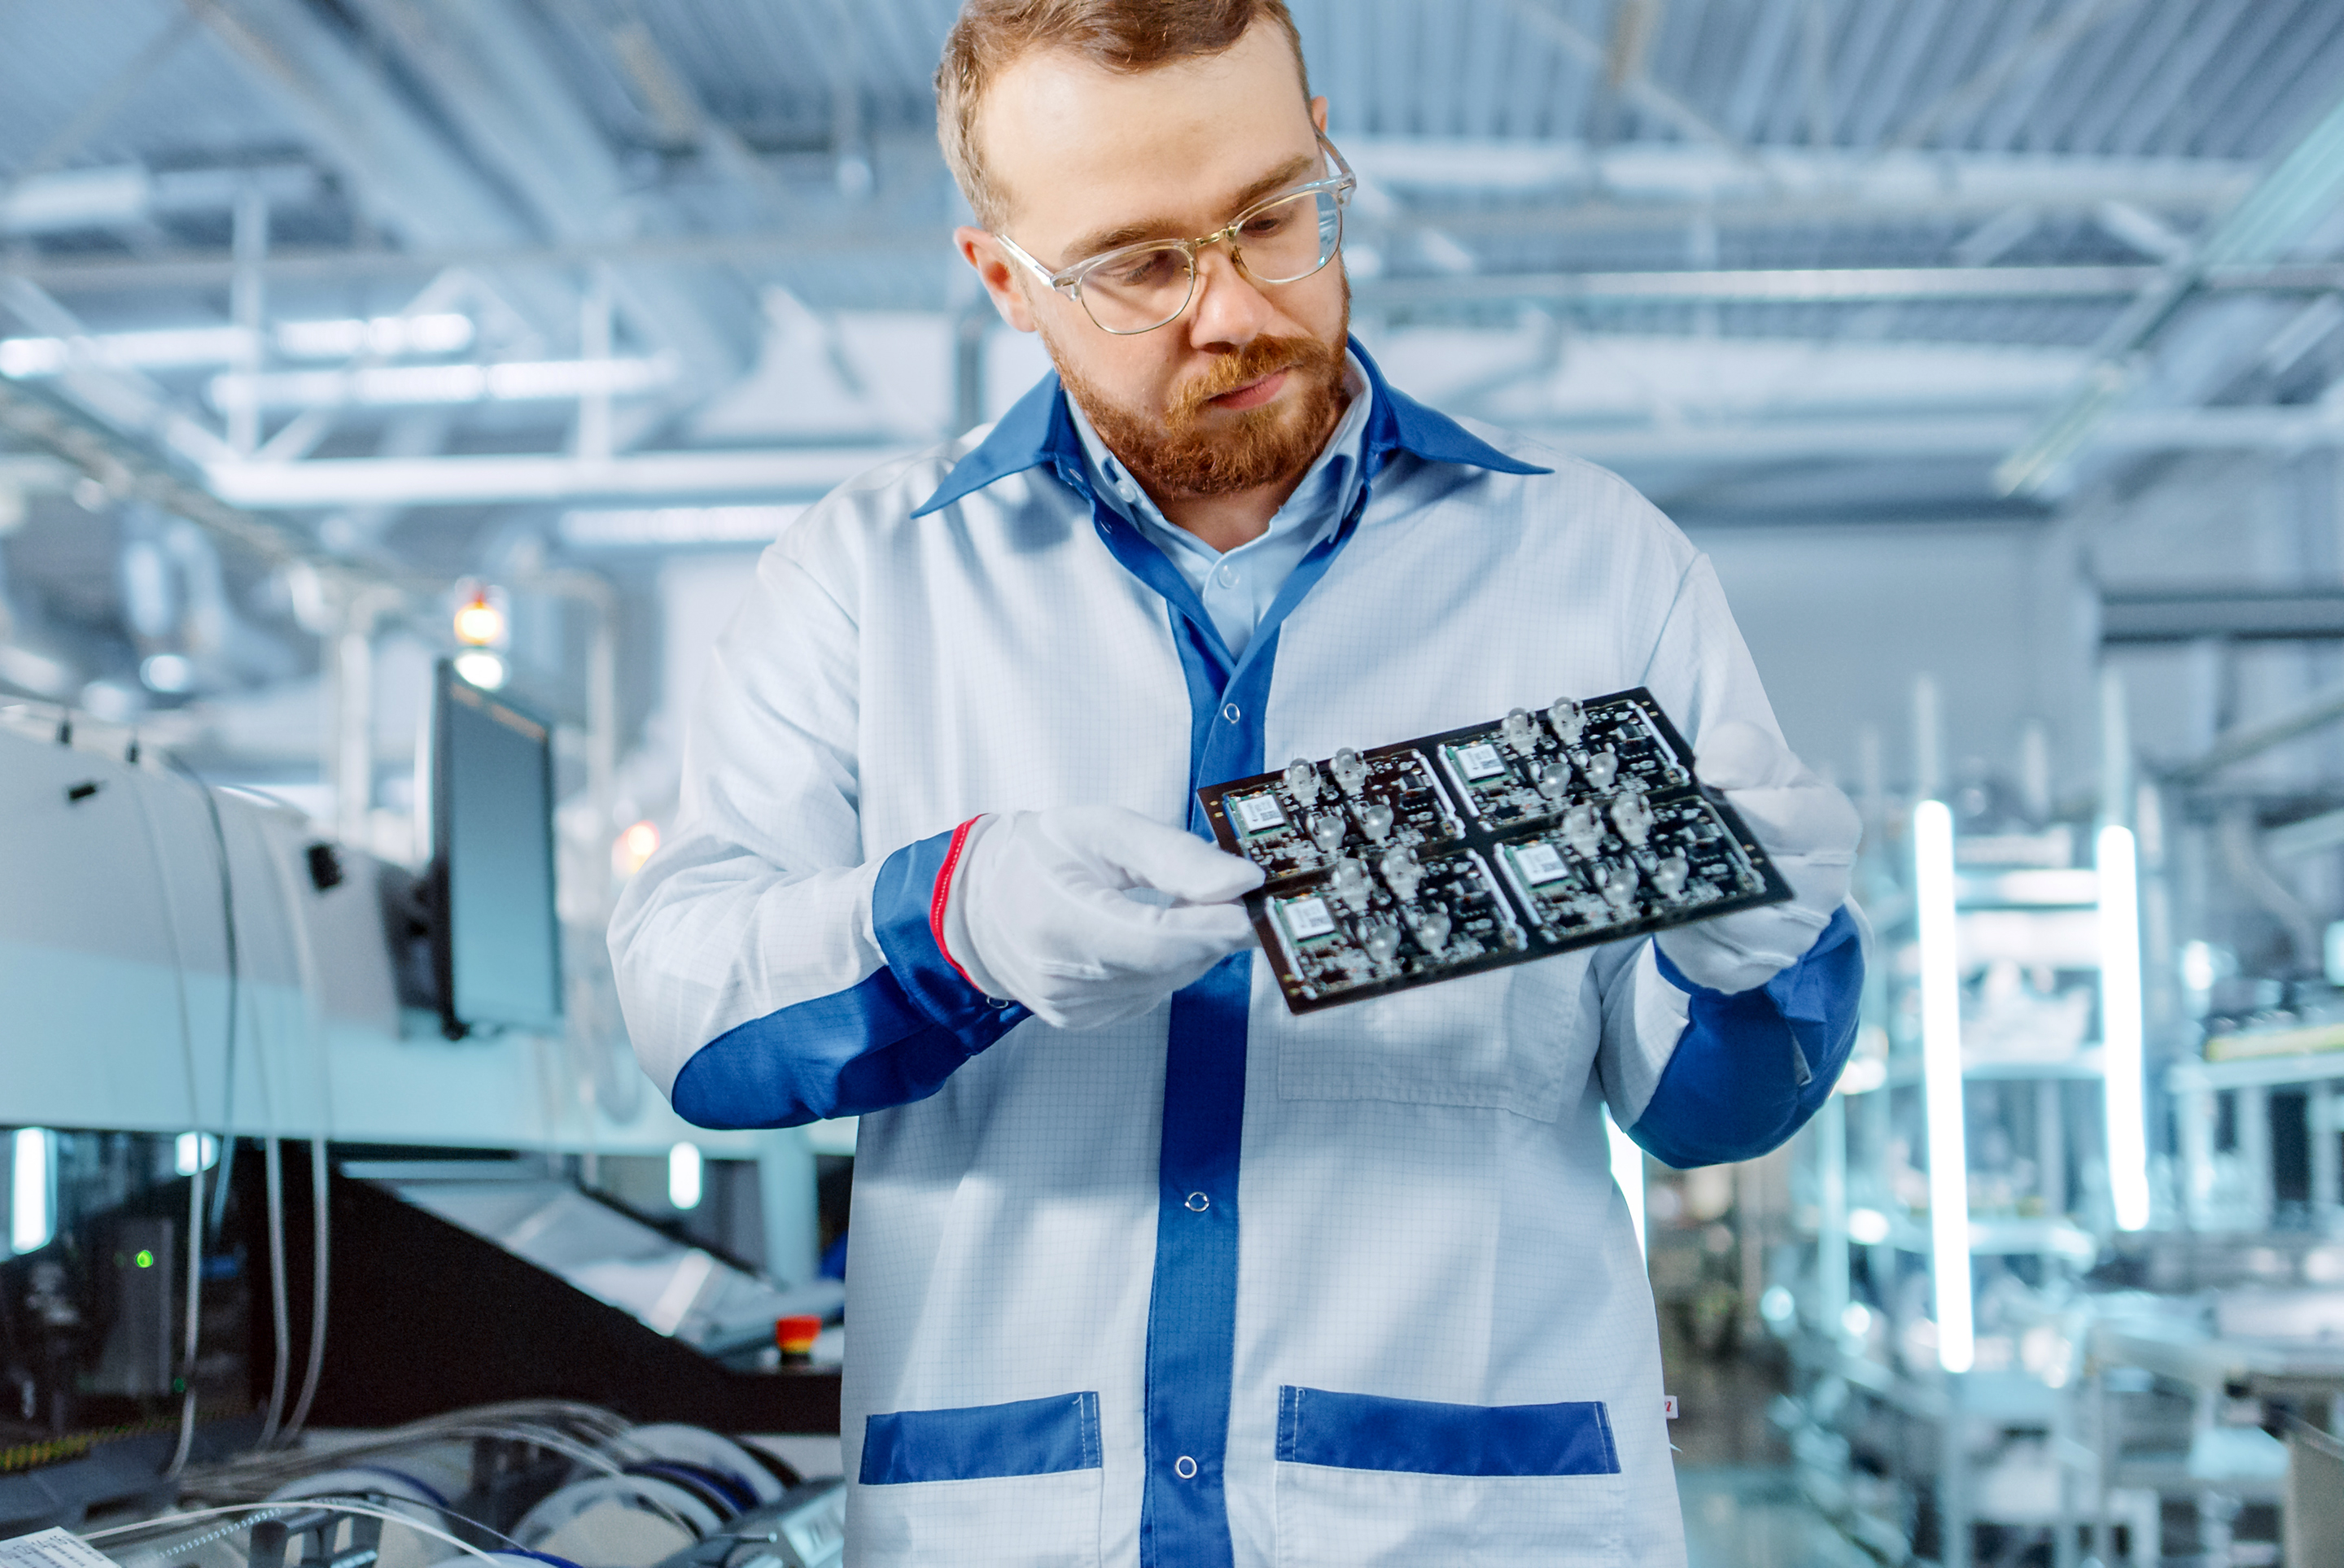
[1196,687,1793,1013]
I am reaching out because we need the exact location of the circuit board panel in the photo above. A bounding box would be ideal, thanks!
[1198,687,1792,1013]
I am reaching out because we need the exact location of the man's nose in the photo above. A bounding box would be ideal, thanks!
[1183,244,1278,351]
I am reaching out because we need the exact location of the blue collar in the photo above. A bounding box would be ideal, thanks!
[909,335,1548,518]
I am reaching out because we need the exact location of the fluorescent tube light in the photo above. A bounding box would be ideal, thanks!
[669,1142,703,1211]
[208,356,672,412]
[2098,824,2149,1231]
[559,504,807,548]
[11,1129,54,1255]
[0,315,475,379]
[1913,799,1974,1374]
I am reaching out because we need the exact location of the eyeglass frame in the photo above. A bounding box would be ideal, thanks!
[991,132,1356,335]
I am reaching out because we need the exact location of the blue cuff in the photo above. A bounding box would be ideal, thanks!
[1632,905,1864,1168]
[667,829,1029,1129]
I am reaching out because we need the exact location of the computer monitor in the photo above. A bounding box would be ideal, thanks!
[429,659,562,1039]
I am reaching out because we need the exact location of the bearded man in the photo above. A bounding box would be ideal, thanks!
[611,3,1865,1563]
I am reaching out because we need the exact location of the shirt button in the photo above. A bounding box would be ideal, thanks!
[1174,1455,1198,1479]
[1216,564,1239,587]
[1117,482,1137,503]
[1185,1191,1209,1212]
[1221,702,1240,723]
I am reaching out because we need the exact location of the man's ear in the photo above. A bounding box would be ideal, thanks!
[956,226,1040,334]
[1311,95,1328,133]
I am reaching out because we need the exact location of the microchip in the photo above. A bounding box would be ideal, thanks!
[1511,841,1570,885]
[1279,895,1339,941]
[1231,792,1287,836]
[1454,742,1507,780]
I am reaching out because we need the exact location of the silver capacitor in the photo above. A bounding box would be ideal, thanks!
[1501,707,1538,754]
[1380,846,1422,902]
[1610,790,1653,847]
[1310,812,1347,855]
[1412,909,1451,957]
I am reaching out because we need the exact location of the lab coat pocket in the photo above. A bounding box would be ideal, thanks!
[1270,1386,1627,1568]
[851,1391,1103,1566]
[1275,956,1583,1121]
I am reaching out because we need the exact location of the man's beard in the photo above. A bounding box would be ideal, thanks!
[1052,285,1351,500]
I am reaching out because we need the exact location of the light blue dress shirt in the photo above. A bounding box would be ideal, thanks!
[1067,352,1374,658]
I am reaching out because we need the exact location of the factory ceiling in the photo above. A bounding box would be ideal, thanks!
[2,0,2343,740]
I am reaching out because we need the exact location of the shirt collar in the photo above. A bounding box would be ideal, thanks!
[909,334,1548,519]
[1066,351,1375,553]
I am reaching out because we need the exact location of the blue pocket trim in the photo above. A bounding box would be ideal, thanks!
[859,1392,1103,1486]
[1275,1387,1620,1478]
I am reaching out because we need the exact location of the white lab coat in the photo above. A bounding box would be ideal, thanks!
[611,343,1858,1567]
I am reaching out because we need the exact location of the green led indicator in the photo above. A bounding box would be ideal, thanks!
[133,1250,155,1269]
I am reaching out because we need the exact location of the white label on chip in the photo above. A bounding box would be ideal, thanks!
[1232,793,1286,834]
[1280,896,1338,940]
[0,1530,118,1568]
[1514,842,1569,884]
[1457,743,1507,780]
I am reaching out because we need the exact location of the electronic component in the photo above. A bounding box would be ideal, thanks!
[1197,687,1791,1012]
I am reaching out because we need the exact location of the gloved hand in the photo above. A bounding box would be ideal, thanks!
[942,806,1264,1030]
[1656,720,1861,994]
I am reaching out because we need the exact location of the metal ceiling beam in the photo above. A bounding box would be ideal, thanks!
[1883,0,2149,151]
[338,0,745,390]
[1997,80,2344,494]
[205,447,904,508]
[1341,140,2254,208]
[0,374,423,590]
[0,140,2265,295]
[195,0,547,264]
[1358,262,2344,308]
[193,400,2344,508]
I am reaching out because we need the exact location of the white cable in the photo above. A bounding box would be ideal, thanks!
[82,1498,506,1566]
[258,820,337,1446]
[164,1160,203,1478]
[256,1136,291,1445]
[281,1135,329,1440]
[123,748,211,1477]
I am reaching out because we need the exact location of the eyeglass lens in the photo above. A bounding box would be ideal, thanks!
[1078,186,1345,334]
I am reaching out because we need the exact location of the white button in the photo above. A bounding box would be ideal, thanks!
[1174,1455,1198,1479]
[1185,1191,1209,1212]
[1221,703,1240,723]
[1117,482,1137,502]
[1216,564,1239,587]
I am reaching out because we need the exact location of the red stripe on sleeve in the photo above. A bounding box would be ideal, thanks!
[929,815,986,994]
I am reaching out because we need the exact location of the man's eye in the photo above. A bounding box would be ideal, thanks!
[1104,250,1183,289]
[1241,207,1297,239]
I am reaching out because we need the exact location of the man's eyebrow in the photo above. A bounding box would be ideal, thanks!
[1055,152,1320,268]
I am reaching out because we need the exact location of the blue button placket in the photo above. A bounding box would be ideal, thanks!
[1074,461,1373,1568]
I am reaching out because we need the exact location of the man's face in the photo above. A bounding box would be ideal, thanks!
[960,22,1349,499]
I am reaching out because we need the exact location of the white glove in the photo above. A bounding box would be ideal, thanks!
[1656,720,1861,994]
[942,806,1264,1030]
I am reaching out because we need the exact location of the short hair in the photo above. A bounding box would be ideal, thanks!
[936,0,1311,231]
